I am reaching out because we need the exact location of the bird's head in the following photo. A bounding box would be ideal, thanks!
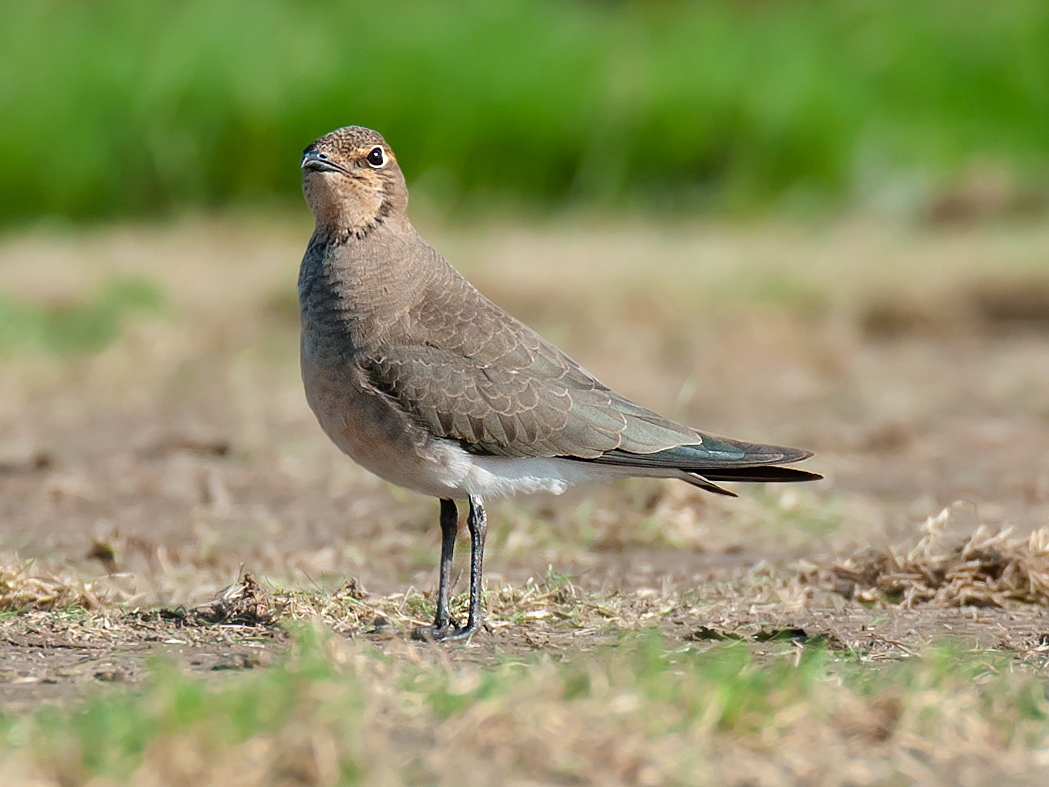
[301,126,408,233]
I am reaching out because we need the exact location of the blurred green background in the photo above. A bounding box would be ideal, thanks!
[2,0,1047,223]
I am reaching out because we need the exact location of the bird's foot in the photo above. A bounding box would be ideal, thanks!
[411,621,479,643]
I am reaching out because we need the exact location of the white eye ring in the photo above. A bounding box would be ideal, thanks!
[366,147,386,168]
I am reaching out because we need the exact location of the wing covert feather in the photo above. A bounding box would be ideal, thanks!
[353,251,797,467]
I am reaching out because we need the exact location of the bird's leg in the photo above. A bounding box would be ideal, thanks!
[411,498,459,641]
[412,497,487,643]
[460,495,488,637]
[433,498,460,629]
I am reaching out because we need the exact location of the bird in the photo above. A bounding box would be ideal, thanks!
[298,125,822,642]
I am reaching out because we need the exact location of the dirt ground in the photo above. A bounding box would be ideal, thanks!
[2,215,1049,709]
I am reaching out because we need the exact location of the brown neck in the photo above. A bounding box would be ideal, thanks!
[299,217,432,354]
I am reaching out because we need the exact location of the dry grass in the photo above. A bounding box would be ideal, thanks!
[813,509,1049,608]
[5,526,1049,785]
[0,560,99,613]
[3,624,1049,787]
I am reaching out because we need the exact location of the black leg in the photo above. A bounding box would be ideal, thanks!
[411,498,459,641]
[433,498,460,629]
[462,495,488,636]
[411,496,487,643]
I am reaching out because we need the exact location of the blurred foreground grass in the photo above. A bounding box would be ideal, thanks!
[2,629,1048,786]
[2,0,1047,221]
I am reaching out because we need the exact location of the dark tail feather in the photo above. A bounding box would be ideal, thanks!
[694,466,823,483]
[681,465,822,497]
[572,439,822,495]
[683,474,739,497]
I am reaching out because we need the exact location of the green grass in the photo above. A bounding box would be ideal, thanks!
[0,277,166,357]
[3,630,1049,785]
[1,0,1048,223]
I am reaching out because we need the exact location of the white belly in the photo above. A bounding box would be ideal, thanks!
[453,453,625,499]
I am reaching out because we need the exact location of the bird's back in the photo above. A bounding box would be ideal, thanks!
[302,223,790,469]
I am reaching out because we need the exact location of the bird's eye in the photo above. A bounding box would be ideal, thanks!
[366,147,386,168]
